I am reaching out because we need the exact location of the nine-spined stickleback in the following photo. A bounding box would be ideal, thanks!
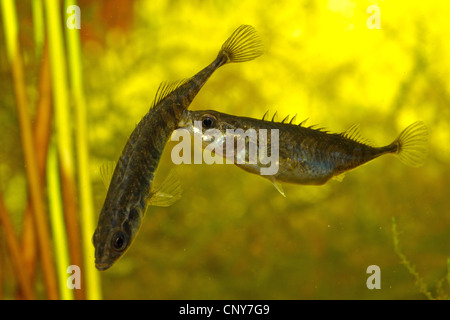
[93,25,264,271]
[177,109,428,196]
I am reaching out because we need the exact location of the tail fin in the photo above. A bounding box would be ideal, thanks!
[219,25,264,63]
[392,121,428,167]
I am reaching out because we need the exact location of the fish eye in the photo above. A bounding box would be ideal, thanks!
[111,231,127,252]
[202,114,216,129]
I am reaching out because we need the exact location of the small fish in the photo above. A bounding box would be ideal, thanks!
[177,109,428,196]
[93,25,264,271]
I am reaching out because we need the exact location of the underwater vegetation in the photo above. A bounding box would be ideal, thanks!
[0,0,449,300]
[392,218,450,300]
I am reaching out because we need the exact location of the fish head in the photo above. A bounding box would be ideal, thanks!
[93,203,144,271]
[178,110,242,146]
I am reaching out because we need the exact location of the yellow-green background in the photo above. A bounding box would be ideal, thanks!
[1,0,449,299]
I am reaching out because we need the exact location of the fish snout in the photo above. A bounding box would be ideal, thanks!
[95,260,113,271]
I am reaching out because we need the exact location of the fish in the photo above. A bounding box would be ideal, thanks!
[177,109,428,196]
[93,25,264,271]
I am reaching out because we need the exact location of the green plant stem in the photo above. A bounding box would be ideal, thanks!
[31,0,44,60]
[47,143,74,300]
[44,0,84,300]
[65,0,102,300]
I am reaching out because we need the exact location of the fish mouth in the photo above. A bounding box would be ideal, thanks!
[95,261,112,271]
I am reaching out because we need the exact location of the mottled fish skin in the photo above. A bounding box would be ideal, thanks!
[93,25,264,271]
[178,109,428,191]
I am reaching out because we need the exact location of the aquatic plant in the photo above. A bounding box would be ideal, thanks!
[392,217,449,300]
[0,0,101,299]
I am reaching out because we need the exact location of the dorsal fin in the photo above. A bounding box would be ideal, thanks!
[299,118,309,126]
[304,123,329,134]
[289,114,297,125]
[340,123,371,145]
[151,79,189,108]
[281,115,290,124]
[271,111,278,122]
[99,161,116,190]
[262,110,269,121]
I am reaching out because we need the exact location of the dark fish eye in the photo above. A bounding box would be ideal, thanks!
[111,231,127,252]
[202,115,216,129]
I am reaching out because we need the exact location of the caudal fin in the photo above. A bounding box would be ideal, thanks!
[393,121,428,167]
[219,25,264,63]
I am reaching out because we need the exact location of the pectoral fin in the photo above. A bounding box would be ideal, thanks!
[147,169,183,207]
[99,161,116,190]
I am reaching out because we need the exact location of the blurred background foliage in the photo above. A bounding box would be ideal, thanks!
[0,0,449,299]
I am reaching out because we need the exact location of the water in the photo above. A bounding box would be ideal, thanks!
[1,0,449,300]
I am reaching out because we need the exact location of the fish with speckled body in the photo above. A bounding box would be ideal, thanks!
[93,25,264,271]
